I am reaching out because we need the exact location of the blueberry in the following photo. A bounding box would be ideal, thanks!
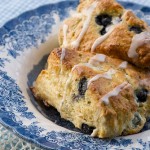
[78,77,87,96]
[95,14,112,26]
[129,26,143,34]
[81,124,95,135]
[72,77,87,101]
[135,88,148,102]
[100,27,107,35]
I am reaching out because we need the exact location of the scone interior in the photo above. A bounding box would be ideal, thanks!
[59,0,150,68]
[32,48,150,138]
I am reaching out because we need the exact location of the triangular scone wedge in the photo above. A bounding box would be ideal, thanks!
[59,0,150,68]
[32,48,150,138]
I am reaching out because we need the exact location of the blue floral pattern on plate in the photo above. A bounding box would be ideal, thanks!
[0,0,150,149]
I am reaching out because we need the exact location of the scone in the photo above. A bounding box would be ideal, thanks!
[59,0,150,68]
[32,48,150,138]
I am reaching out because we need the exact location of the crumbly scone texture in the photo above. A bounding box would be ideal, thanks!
[32,48,150,138]
[59,0,150,68]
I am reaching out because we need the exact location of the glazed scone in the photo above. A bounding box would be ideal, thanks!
[59,0,150,68]
[32,48,150,138]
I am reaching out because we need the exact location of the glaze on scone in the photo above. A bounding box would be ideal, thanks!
[32,48,150,138]
[59,0,150,68]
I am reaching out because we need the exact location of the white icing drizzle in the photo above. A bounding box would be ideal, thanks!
[105,17,121,33]
[88,54,106,64]
[59,73,72,111]
[60,24,68,73]
[62,24,68,47]
[101,82,129,104]
[60,48,66,74]
[71,53,106,74]
[71,1,98,49]
[91,25,116,52]
[121,10,131,19]
[91,129,98,137]
[140,78,150,87]
[119,61,128,69]
[112,17,121,25]
[128,31,150,58]
[61,48,66,62]
[72,63,102,72]
[69,10,82,18]
[91,17,121,52]
[88,69,116,87]
[72,63,89,71]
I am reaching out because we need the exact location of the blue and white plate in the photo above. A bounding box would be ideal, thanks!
[0,0,150,149]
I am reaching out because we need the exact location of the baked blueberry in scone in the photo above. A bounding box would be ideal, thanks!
[59,0,150,68]
[32,48,150,138]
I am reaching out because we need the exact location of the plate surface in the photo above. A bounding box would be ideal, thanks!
[0,0,150,149]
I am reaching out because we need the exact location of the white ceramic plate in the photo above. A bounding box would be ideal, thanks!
[0,0,150,149]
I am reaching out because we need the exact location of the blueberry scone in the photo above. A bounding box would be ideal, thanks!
[59,0,150,68]
[32,48,150,138]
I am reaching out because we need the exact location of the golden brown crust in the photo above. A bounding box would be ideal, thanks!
[59,0,150,68]
[32,0,150,139]
[32,48,150,138]
[78,0,123,15]
[48,48,93,72]
[123,10,146,27]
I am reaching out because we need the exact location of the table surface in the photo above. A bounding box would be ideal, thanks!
[0,0,150,149]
